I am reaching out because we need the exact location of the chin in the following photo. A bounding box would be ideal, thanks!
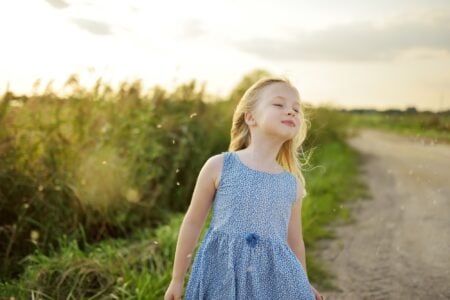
[264,126,295,140]
[278,131,295,141]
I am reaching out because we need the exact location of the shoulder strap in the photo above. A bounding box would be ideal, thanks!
[216,151,231,189]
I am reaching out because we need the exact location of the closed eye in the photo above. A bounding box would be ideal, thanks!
[274,103,299,113]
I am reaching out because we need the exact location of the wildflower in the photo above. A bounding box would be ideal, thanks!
[30,230,40,244]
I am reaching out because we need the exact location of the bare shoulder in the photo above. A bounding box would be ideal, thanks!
[202,152,226,189]
[184,153,227,227]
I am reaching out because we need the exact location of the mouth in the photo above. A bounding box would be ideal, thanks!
[281,120,296,127]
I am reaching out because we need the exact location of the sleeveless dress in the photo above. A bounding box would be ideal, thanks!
[184,151,315,300]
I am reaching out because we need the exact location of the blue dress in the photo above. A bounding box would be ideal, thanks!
[184,151,315,300]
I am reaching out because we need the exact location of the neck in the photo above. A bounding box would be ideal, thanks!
[242,135,284,169]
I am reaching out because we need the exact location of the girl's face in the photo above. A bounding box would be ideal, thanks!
[247,82,301,140]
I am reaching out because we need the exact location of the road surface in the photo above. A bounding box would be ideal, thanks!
[317,128,450,299]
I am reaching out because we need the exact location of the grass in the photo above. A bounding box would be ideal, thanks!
[0,76,229,279]
[0,216,186,299]
[1,134,367,299]
[4,72,446,298]
[299,138,369,291]
[348,112,450,144]
[1,81,367,298]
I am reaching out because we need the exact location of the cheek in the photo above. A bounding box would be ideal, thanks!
[268,109,281,117]
[263,112,280,124]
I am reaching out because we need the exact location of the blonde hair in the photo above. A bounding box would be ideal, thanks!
[229,76,310,199]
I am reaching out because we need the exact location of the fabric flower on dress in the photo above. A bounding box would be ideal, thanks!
[245,233,260,248]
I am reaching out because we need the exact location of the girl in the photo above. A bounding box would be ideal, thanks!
[164,77,323,300]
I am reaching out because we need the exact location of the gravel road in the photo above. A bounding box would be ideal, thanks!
[317,128,450,300]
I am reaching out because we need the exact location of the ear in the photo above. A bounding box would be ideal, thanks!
[244,111,257,126]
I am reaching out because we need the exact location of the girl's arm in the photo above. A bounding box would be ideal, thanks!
[287,177,308,276]
[170,154,223,282]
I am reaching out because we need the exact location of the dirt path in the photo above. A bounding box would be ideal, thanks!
[316,128,450,300]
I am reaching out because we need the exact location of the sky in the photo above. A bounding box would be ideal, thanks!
[1,0,449,111]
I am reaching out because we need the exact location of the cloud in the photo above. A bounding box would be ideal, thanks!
[234,11,450,62]
[70,18,112,36]
[45,0,70,9]
[177,19,207,40]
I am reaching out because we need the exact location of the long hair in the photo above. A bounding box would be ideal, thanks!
[228,76,310,199]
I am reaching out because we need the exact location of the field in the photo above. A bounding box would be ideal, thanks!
[1,71,447,299]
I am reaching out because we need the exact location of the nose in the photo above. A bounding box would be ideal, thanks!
[287,109,296,116]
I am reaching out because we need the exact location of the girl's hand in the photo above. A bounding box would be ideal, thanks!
[164,279,184,300]
[310,284,324,300]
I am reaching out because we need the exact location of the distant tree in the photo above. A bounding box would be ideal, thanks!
[405,106,417,114]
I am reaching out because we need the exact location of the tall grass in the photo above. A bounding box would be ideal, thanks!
[0,216,186,299]
[1,106,364,298]
[0,70,374,298]
[0,75,229,279]
[1,132,364,299]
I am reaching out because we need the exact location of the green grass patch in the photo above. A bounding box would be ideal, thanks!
[0,215,190,299]
[348,112,450,144]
